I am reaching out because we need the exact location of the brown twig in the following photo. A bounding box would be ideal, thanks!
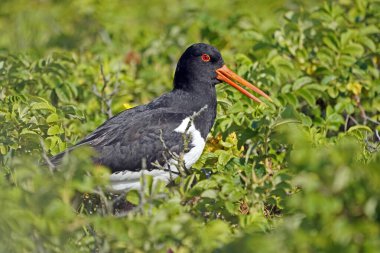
[350,95,380,126]
[354,95,368,125]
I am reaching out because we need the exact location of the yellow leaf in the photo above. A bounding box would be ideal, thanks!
[306,64,316,75]
[123,103,133,109]
[347,82,362,95]
[205,134,222,152]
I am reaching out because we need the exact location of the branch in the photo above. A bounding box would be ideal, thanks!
[353,95,372,125]
[92,187,113,215]
[99,64,108,94]
[92,64,122,119]
[39,138,55,173]
[156,105,208,177]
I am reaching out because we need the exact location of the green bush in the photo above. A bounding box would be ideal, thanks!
[0,0,379,252]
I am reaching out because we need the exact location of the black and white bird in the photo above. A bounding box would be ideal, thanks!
[50,43,271,192]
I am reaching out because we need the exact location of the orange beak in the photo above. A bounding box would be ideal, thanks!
[216,65,272,103]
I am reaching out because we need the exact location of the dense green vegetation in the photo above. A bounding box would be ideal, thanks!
[1,0,379,252]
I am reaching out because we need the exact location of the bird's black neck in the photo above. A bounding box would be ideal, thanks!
[172,87,217,139]
[172,84,216,111]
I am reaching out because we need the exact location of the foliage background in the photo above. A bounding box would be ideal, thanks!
[0,0,379,252]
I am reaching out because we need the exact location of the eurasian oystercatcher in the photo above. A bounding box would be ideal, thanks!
[50,43,271,192]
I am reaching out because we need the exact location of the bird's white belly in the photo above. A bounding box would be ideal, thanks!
[108,116,205,192]
[109,169,175,192]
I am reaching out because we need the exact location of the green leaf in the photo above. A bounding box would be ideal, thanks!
[340,30,355,47]
[201,189,218,199]
[0,144,6,155]
[323,35,339,52]
[293,77,313,90]
[225,201,236,214]
[342,43,364,57]
[305,84,327,92]
[347,125,373,133]
[216,150,233,166]
[47,125,62,135]
[360,25,380,35]
[358,36,376,52]
[54,85,72,102]
[339,55,356,66]
[46,113,59,123]
[270,118,301,129]
[144,174,154,195]
[297,88,316,106]
[282,93,298,106]
[327,86,339,98]
[31,102,56,112]
[235,53,253,65]
[326,112,345,127]
[321,75,337,85]
[126,190,140,205]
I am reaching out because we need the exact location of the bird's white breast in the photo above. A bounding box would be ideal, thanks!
[173,117,206,168]
[108,116,205,192]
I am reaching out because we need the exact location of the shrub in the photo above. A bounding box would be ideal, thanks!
[0,0,379,252]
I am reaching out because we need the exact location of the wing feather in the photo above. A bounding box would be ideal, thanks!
[50,106,190,173]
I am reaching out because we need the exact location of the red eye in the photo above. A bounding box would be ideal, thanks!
[201,54,211,62]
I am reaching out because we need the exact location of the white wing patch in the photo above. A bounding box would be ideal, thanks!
[108,116,206,192]
[173,117,206,168]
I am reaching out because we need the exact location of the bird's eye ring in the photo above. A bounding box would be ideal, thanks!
[201,54,211,62]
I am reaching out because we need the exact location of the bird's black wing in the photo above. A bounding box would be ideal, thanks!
[50,105,190,173]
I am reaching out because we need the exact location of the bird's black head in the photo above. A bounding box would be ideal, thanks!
[173,43,272,103]
[173,43,224,91]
